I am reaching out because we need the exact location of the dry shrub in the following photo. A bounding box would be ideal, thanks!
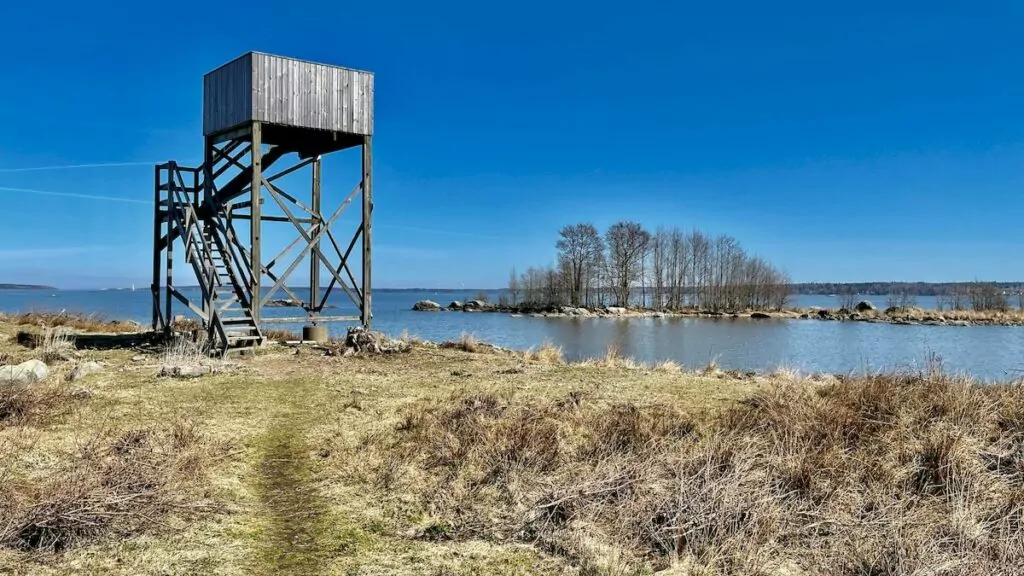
[14,311,139,334]
[159,335,210,367]
[577,345,642,370]
[0,419,214,552]
[15,327,76,363]
[440,332,482,353]
[522,340,565,364]
[38,327,76,364]
[0,382,74,427]
[170,316,201,333]
[398,329,423,346]
[652,360,682,373]
[365,370,1024,574]
[263,328,300,342]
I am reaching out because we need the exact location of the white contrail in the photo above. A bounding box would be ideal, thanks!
[0,186,150,205]
[0,161,157,173]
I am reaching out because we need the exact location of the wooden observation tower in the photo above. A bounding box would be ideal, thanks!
[151,52,373,354]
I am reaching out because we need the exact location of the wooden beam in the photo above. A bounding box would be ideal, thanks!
[310,156,321,315]
[219,216,305,309]
[250,122,262,327]
[152,163,163,331]
[231,214,315,224]
[266,157,315,184]
[263,177,362,309]
[165,163,175,335]
[262,315,358,324]
[209,145,286,207]
[318,224,363,311]
[169,287,209,322]
[362,136,373,328]
[211,141,251,181]
[261,179,356,308]
[261,179,318,219]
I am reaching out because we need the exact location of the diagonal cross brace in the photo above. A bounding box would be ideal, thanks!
[259,177,363,308]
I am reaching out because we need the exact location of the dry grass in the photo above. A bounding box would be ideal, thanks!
[441,332,484,353]
[521,340,565,364]
[159,334,210,366]
[0,418,216,552]
[8,310,1020,574]
[263,328,301,342]
[0,382,75,428]
[37,327,76,364]
[361,369,1024,574]
[651,359,682,373]
[12,311,141,334]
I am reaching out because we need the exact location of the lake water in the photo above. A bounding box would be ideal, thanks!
[2,289,1022,381]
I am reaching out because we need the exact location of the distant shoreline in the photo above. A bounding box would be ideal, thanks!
[0,284,56,290]
[412,300,1024,327]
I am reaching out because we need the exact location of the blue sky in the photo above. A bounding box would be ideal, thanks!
[1,1,1023,288]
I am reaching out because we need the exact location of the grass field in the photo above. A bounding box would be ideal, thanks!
[2,318,1023,575]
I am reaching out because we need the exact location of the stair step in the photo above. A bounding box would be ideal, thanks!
[222,318,256,325]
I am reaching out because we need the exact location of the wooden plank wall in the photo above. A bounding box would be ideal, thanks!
[203,52,374,137]
[203,53,253,137]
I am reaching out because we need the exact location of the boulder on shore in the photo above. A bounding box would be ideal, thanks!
[66,361,103,382]
[447,301,464,310]
[159,365,212,378]
[0,359,49,386]
[412,300,442,311]
[605,306,627,315]
[266,298,303,308]
[750,312,771,319]
[464,300,489,310]
[855,300,876,312]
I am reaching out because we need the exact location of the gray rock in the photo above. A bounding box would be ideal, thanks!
[606,306,627,315]
[266,298,303,308]
[750,312,771,319]
[447,301,464,310]
[0,359,49,386]
[855,301,876,312]
[412,300,442,311]
[66,361,103,382]
[464,300,488,310]
[159,365,212,378]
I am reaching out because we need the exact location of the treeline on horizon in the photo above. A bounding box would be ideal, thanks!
[791,282,1024,296]
[503,222,790,311]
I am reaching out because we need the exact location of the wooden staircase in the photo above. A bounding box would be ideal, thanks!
[159,162,265,356]
[202,227,262,354]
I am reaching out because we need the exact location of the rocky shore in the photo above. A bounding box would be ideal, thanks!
[411,299,1024,327]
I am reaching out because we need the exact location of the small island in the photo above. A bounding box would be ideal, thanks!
[0,284,56,290]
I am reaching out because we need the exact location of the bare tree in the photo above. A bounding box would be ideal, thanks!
[970,281,1009,312]
[886,289,917,311]
[556,223,604,307]
[507,266,520,305]
[605,221,651,307]
[837,286,857,311]
[511,222,790,312]
[650,227,670,310]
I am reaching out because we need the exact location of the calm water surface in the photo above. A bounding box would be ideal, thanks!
[2,289,1021,381]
